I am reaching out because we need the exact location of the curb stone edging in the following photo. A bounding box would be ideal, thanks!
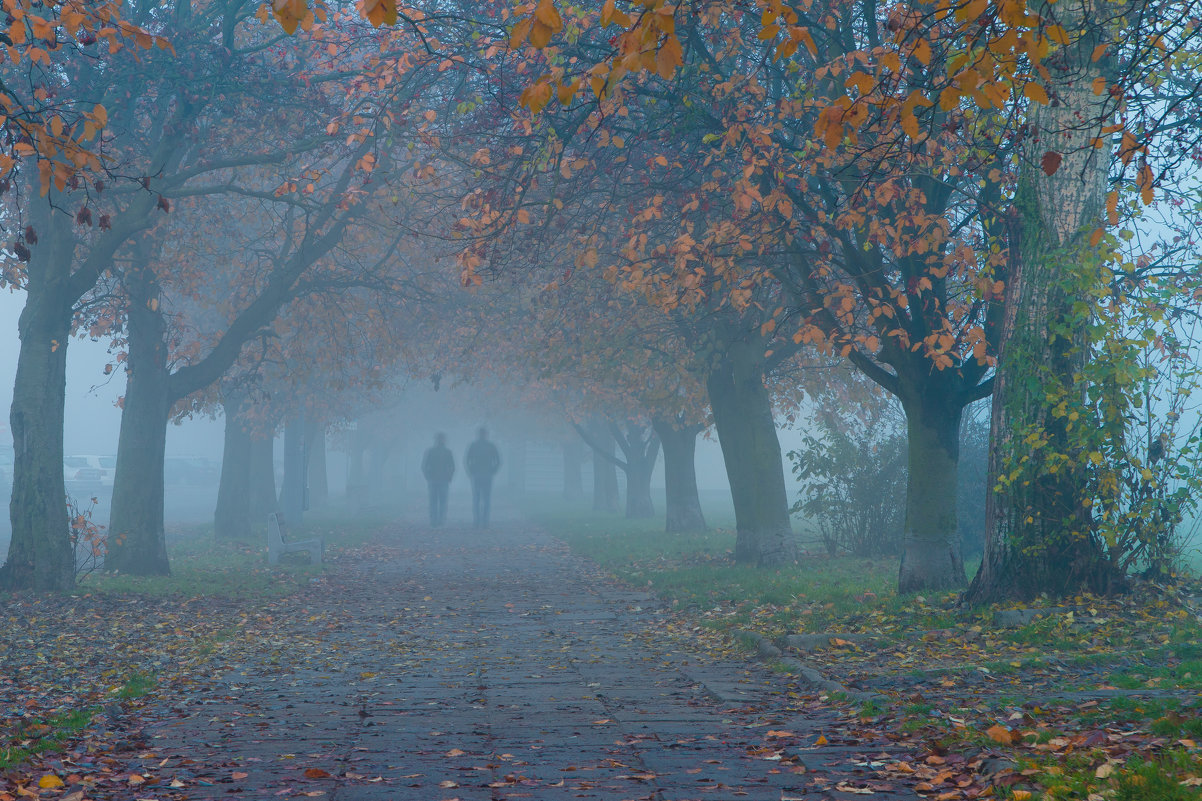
[733,630,886,703]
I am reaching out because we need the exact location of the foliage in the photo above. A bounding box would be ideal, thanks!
[789,400,907,557]
[993,236,1202,585]
[67,495,106,580]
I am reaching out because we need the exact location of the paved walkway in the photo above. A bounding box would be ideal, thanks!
[97,522,918,800]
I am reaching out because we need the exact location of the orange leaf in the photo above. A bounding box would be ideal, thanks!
[986,724,1017,744]
[1138,163,1154,205]
[656,35,683,79]
[938,86,961,111]
[231,772,249,780]
[303,768,333,779]
[912,38,931,65]
[533,0,562,30]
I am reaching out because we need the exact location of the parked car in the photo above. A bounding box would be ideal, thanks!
[165,457,220,486]
[65,455,116,488]
[63,458,105,495]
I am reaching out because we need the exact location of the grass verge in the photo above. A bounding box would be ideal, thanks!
[530,500,1202,801]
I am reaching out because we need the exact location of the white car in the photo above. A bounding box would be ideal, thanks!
[65,455,116,488]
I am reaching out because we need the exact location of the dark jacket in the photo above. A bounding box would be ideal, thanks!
[465,440,501,478]
[421,445,455,483]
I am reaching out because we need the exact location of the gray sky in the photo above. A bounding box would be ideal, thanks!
[0,290,223,458]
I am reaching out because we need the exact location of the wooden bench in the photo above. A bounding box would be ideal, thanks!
[267,512,323,566]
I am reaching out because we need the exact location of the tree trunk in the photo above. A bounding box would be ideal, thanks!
[249,431,277,524]
[653,417,707,533]
[306,419,328,509]
[106,266,171,575]
[347,426,366,507]
[588,425,620,512]
[896,389,966,593]
[966,1,1118,604]
[280,411,306,524]
[609,422,659,519]
[1,207,76,591]
[214,395,253,541]
[706,349,796,566]
[562,438,585,501]
[625,457,656,518]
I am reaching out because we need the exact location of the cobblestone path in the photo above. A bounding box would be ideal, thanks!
[95,522,918,800]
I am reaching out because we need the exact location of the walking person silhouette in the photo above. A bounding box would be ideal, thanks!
[421,432,455,527]
[465,428,501,529]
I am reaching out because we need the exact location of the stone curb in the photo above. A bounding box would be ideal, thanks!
[733,629,886,703]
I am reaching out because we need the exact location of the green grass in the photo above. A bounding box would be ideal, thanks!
[0,671,156,770]
[0,706,97,770]
[78,510,393,599]
[526,494,897,634]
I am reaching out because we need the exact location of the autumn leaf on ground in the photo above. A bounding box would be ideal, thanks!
[303,768,333,779]
[986,724,1018,745]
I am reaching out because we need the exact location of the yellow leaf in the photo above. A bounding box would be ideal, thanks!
[533,0,562,30]
[656,35,683,79]
[1024,82,1049,105]
[1012,792,1032,801]
[938,86,961,111]
[1106,191,1119,226]
[912,38,931,65]
[38,776,64,789]
[1046,25,1070,45]
[815,735,828,746]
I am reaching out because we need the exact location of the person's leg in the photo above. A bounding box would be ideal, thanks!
[481,477,493,528]
[428,481,438,526]
[471,478,482,528]
[436,482,448,526]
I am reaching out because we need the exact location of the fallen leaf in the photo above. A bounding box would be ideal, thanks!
[766,730,795,738]
[1095,763,1114,778]
[987,724,1017,744]
[36,776,64,790]
[304,768,333,779]
[814,735,828,746]
[438,781,459,788]
[231,771,249,780]
[445,748,466,757]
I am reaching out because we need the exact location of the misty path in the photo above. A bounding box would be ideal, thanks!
[91,517,918,800]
